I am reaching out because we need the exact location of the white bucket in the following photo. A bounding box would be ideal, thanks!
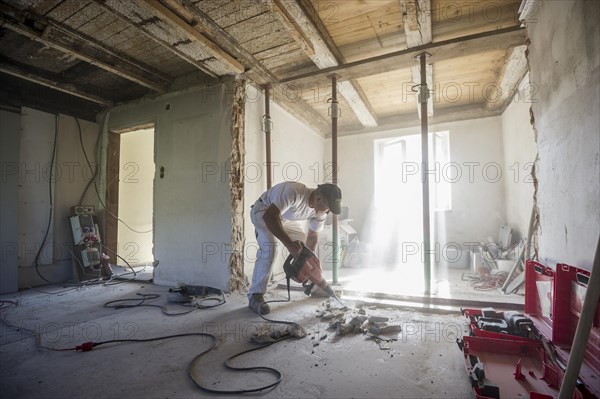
[496,259,515,273]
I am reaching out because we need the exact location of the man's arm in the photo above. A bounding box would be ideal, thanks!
[306,230,319,252]
[262,204,302,257]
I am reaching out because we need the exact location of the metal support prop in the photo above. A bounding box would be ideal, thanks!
[263,84,273,189]
[329,74,339,284]
[558,235,600,398]
[418,53,431,295]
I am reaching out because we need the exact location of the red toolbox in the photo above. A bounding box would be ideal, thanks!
[458,260,600,398]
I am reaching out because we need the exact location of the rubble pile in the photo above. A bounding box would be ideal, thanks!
[316,300,402,347]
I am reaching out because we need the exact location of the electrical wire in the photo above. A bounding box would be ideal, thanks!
[77,117,102,206]
[100,291,289,393]
[32,115,60,284]
[98,242,137,276]
[103,292,226,316]
[75,117,152,235]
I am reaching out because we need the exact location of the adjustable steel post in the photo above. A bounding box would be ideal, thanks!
[329,74,340,285]
[417,53,432,295]
[263,83,273,189]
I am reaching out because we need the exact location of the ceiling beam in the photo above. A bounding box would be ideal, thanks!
[137,0,244,74]
[161,0,276,85]
[0,2,170,93]
[487,45,528,112]
[401,0,433,118]
[281,25,527,87]
[160,0,330,135]
[94,0,215,77]
[340,102,503,138]
[0,63,113,106]
[272,0,378,128]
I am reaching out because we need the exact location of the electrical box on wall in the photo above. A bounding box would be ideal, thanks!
[68,206,102,280]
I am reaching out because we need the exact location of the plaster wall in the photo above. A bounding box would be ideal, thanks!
[527,0,600,270]
[106,84,234,290]
[0,108,100,289]
[1,110,20,293]
[327,117,507,257]
[501,73,538,242]
[244,85,326,281]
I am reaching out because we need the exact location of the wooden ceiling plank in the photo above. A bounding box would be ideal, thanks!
[161,0,277,85]
[161,0,330,134]
[254,41,299,62]
[0,2,170,92]
[487,44,528,111]
[28,0,64,17]
[0,63,112,106]
[340,102,502,137]
[272,0,378,127]
[211,1,269,29]
[138,0,244,74]
[94,0,218,78]
[281,25,526,86]
[339,32,407,63]
[45,0,88,23]
[271,1,316,58]
[62,1,100,30]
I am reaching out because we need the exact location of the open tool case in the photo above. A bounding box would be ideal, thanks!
[458,260,600,398]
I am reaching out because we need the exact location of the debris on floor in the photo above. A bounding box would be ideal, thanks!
[250,323,307,343]
[315,300,402,348]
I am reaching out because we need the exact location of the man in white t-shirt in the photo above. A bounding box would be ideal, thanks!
[248,181,342,314]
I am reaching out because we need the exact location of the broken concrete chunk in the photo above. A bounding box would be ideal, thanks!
[336,323,354,336]
[349,315,368,326]
[369,315,390,323]
[358,308,366,315]
[289,324,307,338]
[369,324,402,335]
[328,320,342,330]
[321,311,335,320]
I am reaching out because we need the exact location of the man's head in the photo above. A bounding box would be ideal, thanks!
[317,184,342,215]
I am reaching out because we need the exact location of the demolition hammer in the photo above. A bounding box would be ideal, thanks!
[283,243,348,309]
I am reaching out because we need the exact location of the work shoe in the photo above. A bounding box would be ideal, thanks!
[249,294,270,315]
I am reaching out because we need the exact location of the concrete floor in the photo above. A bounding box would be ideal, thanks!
[1,276,477,399]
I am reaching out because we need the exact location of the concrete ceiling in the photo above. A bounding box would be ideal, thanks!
[0,0,528,136]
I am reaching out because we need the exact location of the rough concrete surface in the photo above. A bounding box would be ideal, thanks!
[0,280,474,398]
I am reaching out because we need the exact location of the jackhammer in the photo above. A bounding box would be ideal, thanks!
[283,243,348,309]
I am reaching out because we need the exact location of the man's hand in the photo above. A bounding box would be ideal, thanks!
[287,240,303,258]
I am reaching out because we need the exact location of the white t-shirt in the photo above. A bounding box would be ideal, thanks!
[258,182,327,232]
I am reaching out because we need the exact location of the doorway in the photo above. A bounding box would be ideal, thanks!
[107,126,155,269]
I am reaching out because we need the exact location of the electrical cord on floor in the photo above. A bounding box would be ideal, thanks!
[37,291,290,394]
[256,279,305,331]
[104,293,195,316]
[103,292,226,316]
[188,335,288,394]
